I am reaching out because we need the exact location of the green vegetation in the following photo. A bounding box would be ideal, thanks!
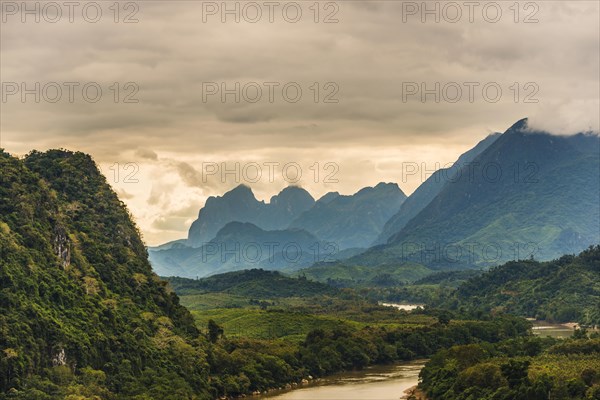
[0,149,536,400]
[356,247,600,327]
[448,246,600,326]
[354,269,482,305]
[3,147,597,399]
[419,333,600,400]
[298,261,433,287]
[0,149,209,398]
[165,269,337,298]
[202,312,532,397]
[185,301,436,342]
[376,133,500,245]
[170,266,535,398]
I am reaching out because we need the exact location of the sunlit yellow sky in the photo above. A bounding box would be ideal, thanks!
[1,1,598,245]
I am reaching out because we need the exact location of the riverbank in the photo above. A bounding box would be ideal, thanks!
[402,385,428,400]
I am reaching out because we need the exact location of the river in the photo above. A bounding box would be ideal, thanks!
[379,302,424,311]
[531,321,577,338]
[258,307,577,399]
[259,303,426,400]
[258,360,426,400]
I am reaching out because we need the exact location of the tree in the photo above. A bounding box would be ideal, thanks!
[437,311,451,326]
[501,359,530,389]
[574,327,589,339]
[582,368,599,387]
[208,320,223,343]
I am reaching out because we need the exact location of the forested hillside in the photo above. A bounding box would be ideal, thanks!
[0,149,536,400]
[3,148,596,400]
[0,149,211,398]
[375,132,500,245]
[450,246,600,325]
[164,269,336,298]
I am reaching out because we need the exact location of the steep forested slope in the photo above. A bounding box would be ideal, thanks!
[0,149,209,398]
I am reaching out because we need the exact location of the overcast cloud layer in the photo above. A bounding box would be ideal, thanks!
[1,0,598,245]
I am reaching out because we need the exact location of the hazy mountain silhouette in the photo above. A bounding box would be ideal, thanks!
[187,185,315,247]
[289,182,407,249]
[350,118,600,269]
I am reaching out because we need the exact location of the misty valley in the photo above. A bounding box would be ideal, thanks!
[1,118,599,400]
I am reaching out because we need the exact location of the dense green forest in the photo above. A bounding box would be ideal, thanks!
[171,269,534,397]
[298,261,434,287]
[357,248,600,327]
[419,333,600,399]
[0,149,209,399]
[446,246,600,326]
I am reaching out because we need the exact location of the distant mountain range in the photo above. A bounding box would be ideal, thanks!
[150,118,599,279]
[290,182,406,249]
[341,118,600,270]
[187,185,315,247]
[150,221,332,278]
[149,182,406,277]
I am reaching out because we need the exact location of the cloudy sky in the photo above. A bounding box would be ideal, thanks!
[1,0,598,245]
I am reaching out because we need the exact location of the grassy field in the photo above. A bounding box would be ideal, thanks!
[171,270,438,342]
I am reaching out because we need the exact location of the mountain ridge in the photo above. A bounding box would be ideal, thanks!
[375,131,501,245]
[349,119,600,269]
[289,182,407,249]
[150,221,329,278]
[187,184,315,247]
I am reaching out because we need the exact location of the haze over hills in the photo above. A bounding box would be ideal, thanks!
[3,133,599,398]
[375,132,501,245]
[187,185,315,247]
[290,182,406,249]
[345,118,600,270]
[148,118,599,280]
[149,182,407,277]
[149,221,335,278]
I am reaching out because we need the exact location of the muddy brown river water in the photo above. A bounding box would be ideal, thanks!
[258,360,426,400]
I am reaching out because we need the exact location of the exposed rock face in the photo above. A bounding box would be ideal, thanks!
[53,226,71,268]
